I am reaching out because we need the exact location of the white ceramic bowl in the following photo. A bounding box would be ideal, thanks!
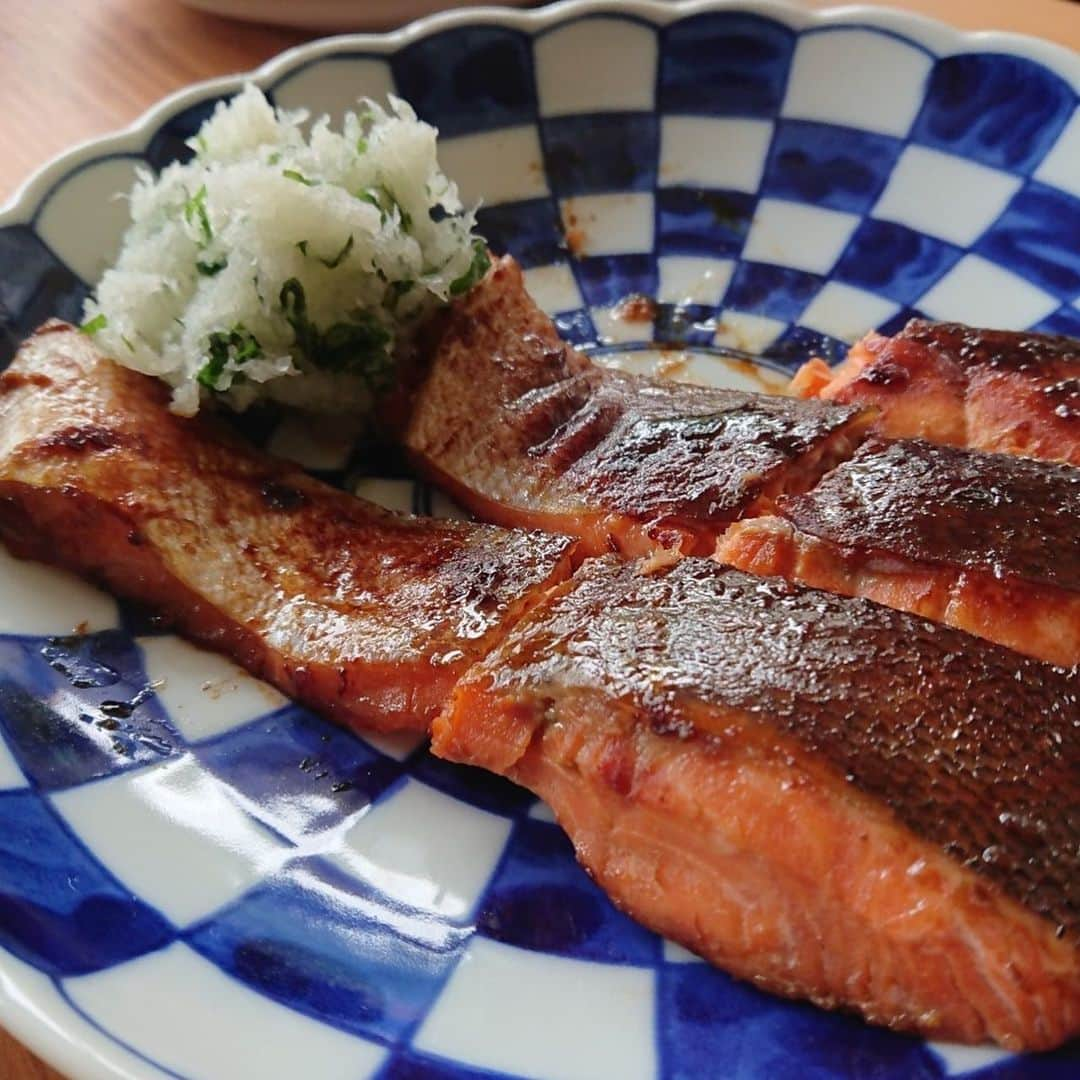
[0,3,1077,1078]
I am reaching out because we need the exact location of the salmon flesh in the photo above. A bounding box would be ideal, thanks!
[792,320,1080,465]
[718,437,1080,667]
[3,321,1079,1052]
[0,322,576,734]
[434,556,1080,1050]
[404,257,871,557]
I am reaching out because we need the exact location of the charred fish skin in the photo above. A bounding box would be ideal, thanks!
[0,321,577,734]
[793,319,1080,465]
[404,256,873,557]
[434,557,1080,1050]
[718,437,1080,666]
[777,437,1080,591]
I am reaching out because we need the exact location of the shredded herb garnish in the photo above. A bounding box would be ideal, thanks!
[183,185,213,245]
[355,186,411,231]
[381,185,412,232]
[449,239,491,296]
[279,277,391,382]
[196,257,228,277]
[197,324,263,390]
[357,190,385,222]
[320,234,353,269]
[279,278,314,356]
[295,235,353,269]
[87,89,493,414]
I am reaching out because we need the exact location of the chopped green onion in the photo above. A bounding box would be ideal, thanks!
[280,278,316,360]
[320,234,353,269]
[79,313,108,336]
[355,186,410,231]
[183,185,213,245]
[449,239,491,296]
[357,189,385,224]
[282,169,318,187]
[279,277,391,382]
[380,185,412,231]
[355,137,368,154]
[196,257,228,277]
[294,236,353,269]
[197,324,263,390]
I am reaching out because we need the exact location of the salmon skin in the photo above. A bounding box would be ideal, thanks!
[404,257,872,557]
[792,320,1080,465]
[434,556,1080,1050]
[718,437,1080,666]
[0,322,576,734]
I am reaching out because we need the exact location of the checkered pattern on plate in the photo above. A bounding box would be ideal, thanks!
[1,2,1078,1077]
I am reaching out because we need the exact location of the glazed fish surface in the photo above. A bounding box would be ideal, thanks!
[434,557,1080,1051]
[0,322,575,734]
[718,438,1080,667]
[792,320,1080,466]
[404,257,871,557]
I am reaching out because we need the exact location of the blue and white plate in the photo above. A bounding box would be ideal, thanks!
[1,2,1078,1077]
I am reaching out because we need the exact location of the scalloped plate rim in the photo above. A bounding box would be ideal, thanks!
[1,2,1078,1077]
[4,0,1080,227]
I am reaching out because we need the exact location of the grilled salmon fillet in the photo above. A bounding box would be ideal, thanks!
[792,320,1080,465]
[718,438,1080,667]
[404,257,872,557]
[0,322,576,734]
[433,557,1080,1050]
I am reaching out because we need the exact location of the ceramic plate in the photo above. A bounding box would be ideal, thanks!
[178,0,534,33]
[1,2,1078,1078]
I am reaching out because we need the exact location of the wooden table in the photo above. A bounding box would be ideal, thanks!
[0,0,1077,1075]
